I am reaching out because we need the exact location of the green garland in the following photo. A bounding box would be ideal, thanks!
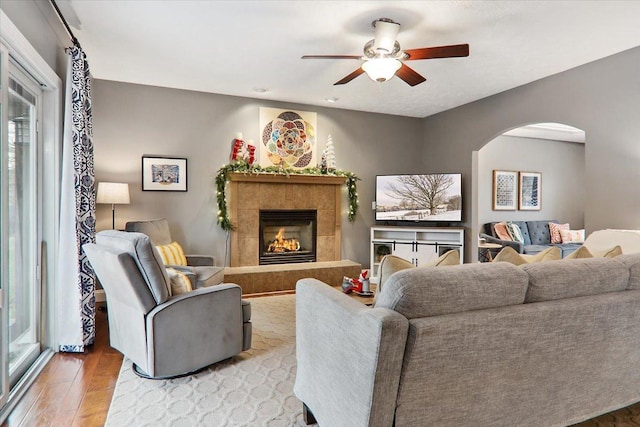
[215,161,360,231]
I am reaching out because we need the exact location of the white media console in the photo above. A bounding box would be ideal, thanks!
[370,226,465,283]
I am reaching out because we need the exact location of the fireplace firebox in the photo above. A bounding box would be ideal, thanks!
[259,210,317,265]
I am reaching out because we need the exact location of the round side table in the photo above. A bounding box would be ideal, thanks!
[478,242,503,262]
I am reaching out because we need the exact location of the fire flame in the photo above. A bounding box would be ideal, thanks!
[267,228,301,253]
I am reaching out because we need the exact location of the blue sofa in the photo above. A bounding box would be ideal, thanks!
[481,220,581,258]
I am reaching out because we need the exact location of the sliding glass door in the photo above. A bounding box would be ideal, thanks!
[6,64,42,386]
[1,50,43,405]
[0,15,60,421]
[0,42,8,411]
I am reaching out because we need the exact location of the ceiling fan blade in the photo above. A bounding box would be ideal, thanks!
[302,55,362,60]
[404,44,469,60]
[334,68,365,85]
[395,63,426,86]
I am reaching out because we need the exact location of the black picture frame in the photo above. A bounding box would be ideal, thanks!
[142,155,188,192]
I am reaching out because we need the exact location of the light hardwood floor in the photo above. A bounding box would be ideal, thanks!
[2,304,122,427]
[2,299,639,427]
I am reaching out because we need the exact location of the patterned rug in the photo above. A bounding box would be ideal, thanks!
[105,294,306,426]
[107,293,640,427]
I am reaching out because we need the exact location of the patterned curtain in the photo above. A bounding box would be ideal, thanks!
[57,45,96,352]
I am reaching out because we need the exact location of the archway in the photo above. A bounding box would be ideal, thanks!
[471,122,586,261]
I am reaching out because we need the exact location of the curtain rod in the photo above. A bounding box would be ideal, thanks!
[49,0,81,48]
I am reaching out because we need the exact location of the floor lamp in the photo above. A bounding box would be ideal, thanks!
[96,182,130,229]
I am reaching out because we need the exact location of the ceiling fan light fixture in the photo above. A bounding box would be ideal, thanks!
[302,17,467,87]
[362,58,402,82]
[372,19,400,54]
[364,39,401,58]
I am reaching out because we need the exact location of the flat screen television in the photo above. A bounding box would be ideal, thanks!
[375,173,462,222]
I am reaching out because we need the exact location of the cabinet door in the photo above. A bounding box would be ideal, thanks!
[415,243,438,266]
[371,242,394,278]
[392,242,416,265]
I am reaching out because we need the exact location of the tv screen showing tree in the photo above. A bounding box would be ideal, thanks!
[375,174,462,222]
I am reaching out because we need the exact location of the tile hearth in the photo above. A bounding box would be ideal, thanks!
[224,260,362,294]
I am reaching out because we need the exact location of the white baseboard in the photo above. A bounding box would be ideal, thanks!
[96,289,106,303]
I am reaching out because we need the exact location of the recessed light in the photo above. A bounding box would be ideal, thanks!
[253,88,269,93]
[325,97,339,103]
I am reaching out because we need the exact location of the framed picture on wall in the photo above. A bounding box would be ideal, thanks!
[519,171,541,210]
[492,170,518,210]
[142,155,188,191]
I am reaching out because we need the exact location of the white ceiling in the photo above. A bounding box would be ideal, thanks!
[60,1,640,118]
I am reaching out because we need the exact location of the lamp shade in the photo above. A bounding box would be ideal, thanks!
[96,182,130,205]
[361,58,402,82]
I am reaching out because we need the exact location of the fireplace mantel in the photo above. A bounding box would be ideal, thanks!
[228,173,346,267]
[227,173,346,185]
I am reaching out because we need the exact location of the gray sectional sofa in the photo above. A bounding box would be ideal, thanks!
[481,219,582,257]
[295,254,640,427]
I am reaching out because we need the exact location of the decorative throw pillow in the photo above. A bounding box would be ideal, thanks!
[493,246,561,266]
[377,250,460,293]
[592,245,623,258]
[565,245,622,259]
[155,241,188,266]
[378,255,415,292]
[493,246,527,266]
[526,246,562,263]
[166,268,193,295]
[493,222,512,241]
[549,222,569,244]
[506,222,525,244]
[560,229,585,244]
[430,249,460,267]
[565,245,593,259]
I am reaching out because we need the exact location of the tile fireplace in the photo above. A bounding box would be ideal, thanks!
[227,173,346,267]
[224,173,362,293]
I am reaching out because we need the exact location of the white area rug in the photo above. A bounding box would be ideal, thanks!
[106,294,307,426]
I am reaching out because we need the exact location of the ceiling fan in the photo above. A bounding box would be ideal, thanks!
[302,18,469,86]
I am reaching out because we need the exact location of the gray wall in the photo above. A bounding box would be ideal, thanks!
[478,135,585,230]
[422,46,640,260]
[1,0,69,78]
[92,80,424,267]
[17,0,631,267]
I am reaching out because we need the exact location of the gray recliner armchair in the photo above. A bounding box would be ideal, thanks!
[125,218,223,288]
[84,230,252,379]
